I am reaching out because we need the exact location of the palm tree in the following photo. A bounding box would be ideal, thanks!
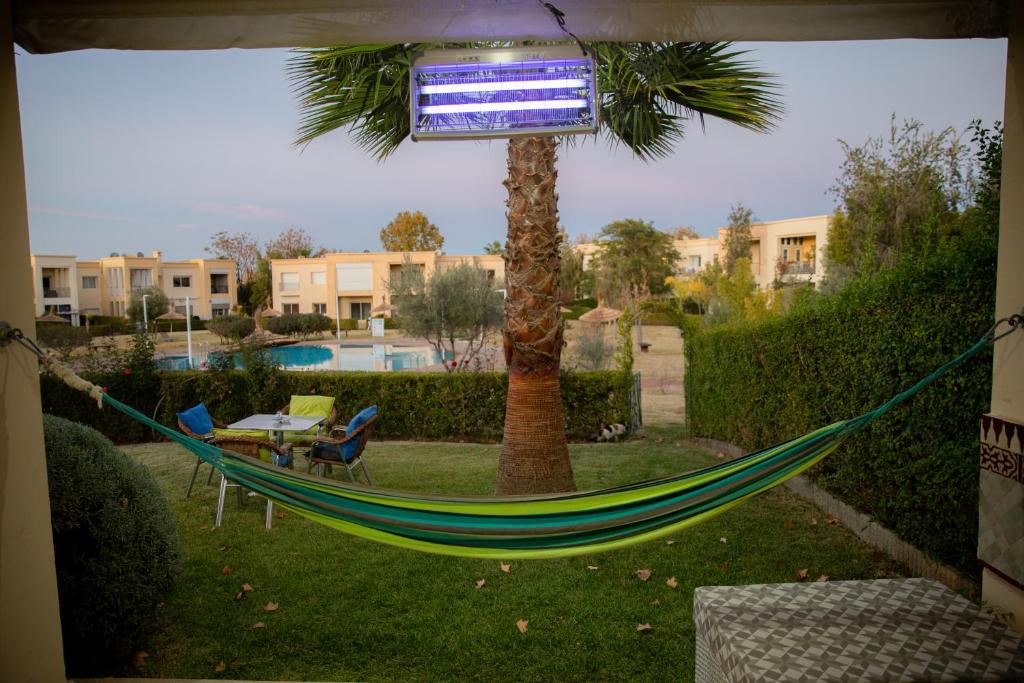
[290,42,781,494]
[483,241,505,256]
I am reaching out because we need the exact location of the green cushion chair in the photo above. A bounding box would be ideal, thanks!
[280,396,337,457]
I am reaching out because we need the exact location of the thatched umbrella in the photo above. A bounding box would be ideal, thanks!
[559,305,571,314]
[578,305,623,325]
[156,310,185,333]
[371,302,395,315]
[36,311,69,324]
[260,308,282,317]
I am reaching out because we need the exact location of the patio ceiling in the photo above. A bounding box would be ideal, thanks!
[11,0,1007,54]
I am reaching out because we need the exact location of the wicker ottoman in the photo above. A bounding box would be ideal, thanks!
[693,578,1024,682]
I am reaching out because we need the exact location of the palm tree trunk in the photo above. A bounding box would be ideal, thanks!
[495,136,576,495]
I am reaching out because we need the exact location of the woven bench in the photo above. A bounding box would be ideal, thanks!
[694,578,1024,682]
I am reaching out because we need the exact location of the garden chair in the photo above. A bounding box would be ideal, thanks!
[308,405,378,485]
[279,394,338,460]
[176,402,288,497]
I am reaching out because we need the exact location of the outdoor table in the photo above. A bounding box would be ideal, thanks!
[224,414,325,528]
[228,413,325,448]
[693,578,1024,682]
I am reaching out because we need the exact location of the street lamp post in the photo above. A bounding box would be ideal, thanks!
[142,293,150,333]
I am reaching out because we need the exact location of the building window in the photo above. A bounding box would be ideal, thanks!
[311,271,326,286]
[211,305,230,317]
[782,248,788,262]
[313,303,327,315]
[280,272,300,292]
[282,303,300,314]
[350,302,371,320]
[81,276,97,289]
[210,273,229,294]
[129,268,153,290]
[173,275,191,288]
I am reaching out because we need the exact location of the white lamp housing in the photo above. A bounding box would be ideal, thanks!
[411,45,598,141]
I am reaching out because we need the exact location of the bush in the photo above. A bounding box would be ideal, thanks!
[42,369,633,443]
[571,325,614,370]
[264,313,333,338]
[43,415,180,676]
[206,314,255,342]
[684,235,997,574]
[36,323,91,358]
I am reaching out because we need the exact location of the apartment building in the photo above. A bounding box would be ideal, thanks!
[271,251,506,320]
[574,215,830,289]
[31,251,237,324]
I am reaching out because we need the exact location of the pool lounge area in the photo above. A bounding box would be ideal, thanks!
[158,343,446,372]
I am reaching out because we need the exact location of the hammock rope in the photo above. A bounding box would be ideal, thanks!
[2,311,1021,559]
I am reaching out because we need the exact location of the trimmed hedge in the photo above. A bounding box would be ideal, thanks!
[43,415,180,676]
[41,369,633,444]
[684,236,997,575]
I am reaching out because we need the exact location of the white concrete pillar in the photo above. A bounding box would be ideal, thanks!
[0,2,68,680]
[979,4,1024,633]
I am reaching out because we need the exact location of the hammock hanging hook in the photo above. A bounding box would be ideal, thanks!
[985,306,1024,343]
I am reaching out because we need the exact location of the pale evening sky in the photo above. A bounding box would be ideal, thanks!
[16,39,1007,261]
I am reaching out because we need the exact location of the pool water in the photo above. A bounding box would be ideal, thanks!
[158,344,445,372]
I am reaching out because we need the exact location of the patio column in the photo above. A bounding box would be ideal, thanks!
[0,2,68,680]
[979,3,1024,633]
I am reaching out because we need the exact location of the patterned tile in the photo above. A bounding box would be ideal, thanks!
[693,579,1024,682]
[981,414,1024,483]
[978,469,1024,584]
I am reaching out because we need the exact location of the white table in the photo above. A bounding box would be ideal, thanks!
[227,414,325,447]
[217,414,325,529]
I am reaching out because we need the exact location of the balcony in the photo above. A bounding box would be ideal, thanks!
[210,284,230,294]
[783,261,816,275]
[43,287,71,298]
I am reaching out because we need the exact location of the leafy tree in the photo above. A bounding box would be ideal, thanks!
[592,219,679,304]
[206,315,255,343]
[249,258,273,314]
[126,286,169,331]
[668,225,701,240]
[290,41,780,494]
[206,231,260,283]
[722,203,754,274]
[266,227,319,259]
[389,263,503,373]
[709,257,772,324]
[825,117,976,284]
[570,325,613,371]
[380,211,444,251]
[558,234,586,302]
[665,275,711,315]
[483,240,505,256]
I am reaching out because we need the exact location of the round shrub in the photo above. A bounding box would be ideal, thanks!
[43,414,181,676]
[207,314,255,342]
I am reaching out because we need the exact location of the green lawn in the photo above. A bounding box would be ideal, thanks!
[122,423,902,681]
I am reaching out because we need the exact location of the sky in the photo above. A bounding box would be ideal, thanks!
[16,39,1007,261]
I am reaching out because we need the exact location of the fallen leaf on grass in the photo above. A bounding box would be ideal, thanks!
[796,569,809,582]
[500,562,511,573]
[242,583,254,593]
[655,437,665,444]
[234,591,246,602]
[132,651,149,668]
[586,565,600,571]
[263,601,278,612]
[665,577,678,589]
[635,569,652,582]
[716,451,726,459]
[516,619,529,634]
[651,599,661,606]
[783,519,794,529]
[810,517,818,527]
[276,511,285,519]
[719,537,727,544]
[636,623,652,633]
[719,562,729,573]
[475,579,486,589]
[121,497,129,510]
[214,661,226,673]
[816,575,831,583]
[826,516,840,525]
[218,545,230,552]
[665,540,675,546]
[200,524,208,530]
[252,622,266,630]
[222,566,233,575]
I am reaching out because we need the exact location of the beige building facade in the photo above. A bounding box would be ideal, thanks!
[30,250,237,323]
[271,251,505,320]
[575,214,830,290]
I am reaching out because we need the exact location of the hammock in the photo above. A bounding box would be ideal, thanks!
[5,314,1020,560]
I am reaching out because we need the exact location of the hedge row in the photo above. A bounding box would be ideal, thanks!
[684,236,997,575]
[41,370,633,444]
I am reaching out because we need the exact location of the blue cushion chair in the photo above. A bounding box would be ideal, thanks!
[308,405,378,485]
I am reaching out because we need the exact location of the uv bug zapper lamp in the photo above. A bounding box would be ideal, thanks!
[411,46,598,141]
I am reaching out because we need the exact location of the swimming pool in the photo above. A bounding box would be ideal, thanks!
[158,344,445,372]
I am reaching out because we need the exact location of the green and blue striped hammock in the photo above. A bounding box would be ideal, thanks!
[20,315,1021,560]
